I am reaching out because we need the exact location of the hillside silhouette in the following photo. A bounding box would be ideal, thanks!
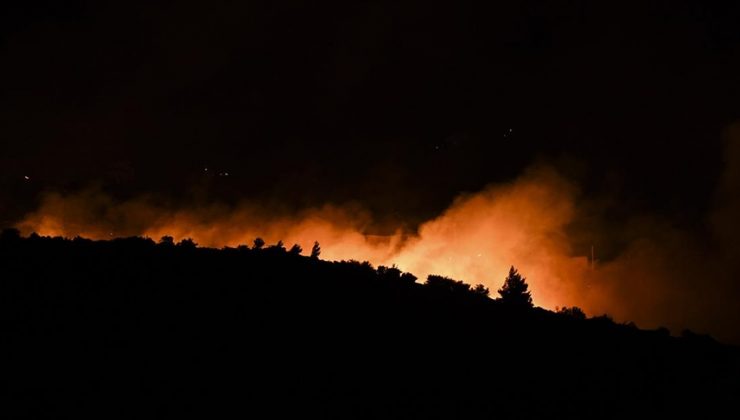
[2,230,739,418]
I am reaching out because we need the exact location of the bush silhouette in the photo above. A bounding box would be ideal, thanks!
[252,237,265,250]
[558,306,586,320]
[378,265,402,282]
[471,284,490,297]
[177,238,197,249]
[400,272,417,285]
[310,241,321,259]
[426,274,472,294]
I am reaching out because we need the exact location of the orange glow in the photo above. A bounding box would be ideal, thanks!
[16,167,589,311]
[16,163,740,343]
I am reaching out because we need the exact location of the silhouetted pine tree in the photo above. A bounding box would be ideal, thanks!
[497,266,532,307]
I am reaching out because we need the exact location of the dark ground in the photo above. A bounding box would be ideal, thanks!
[3,231,739,418]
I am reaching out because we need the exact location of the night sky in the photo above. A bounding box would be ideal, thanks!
[6,6,740,416]
[3,2,740,339]
[2,1,738,224]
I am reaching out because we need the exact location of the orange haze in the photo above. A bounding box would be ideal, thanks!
[18,167,589,309]
[16,156,740,343]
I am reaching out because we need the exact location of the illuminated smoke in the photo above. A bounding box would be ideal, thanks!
[391,166,587,311]
[16,149,740,343]
[17,167,585,312]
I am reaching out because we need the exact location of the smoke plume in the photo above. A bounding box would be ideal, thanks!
[16,138,740,343]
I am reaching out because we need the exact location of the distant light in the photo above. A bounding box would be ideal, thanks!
[23,175,30,180]
[204,167,208,172]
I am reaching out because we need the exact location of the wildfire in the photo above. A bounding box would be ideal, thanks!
[17,163,740,344]
[17,167,590,311]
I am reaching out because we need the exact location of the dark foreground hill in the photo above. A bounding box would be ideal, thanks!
[2,232,739,418]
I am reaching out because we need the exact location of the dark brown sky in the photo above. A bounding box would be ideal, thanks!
[1,0,739,228]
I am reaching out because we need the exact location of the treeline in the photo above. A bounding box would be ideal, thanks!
[2,230,738,418]
[0,229,544,312]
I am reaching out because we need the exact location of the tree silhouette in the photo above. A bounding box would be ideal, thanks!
[310,241,321,259]
[378,265,402,282]
[289,244,303,255]
[558,306,586,320]
[472,284,490,297]
[177,238,197,249]
[400,272,417,284]
[497,266,532,308]
[264,240,286,255]
[253,237,265,250]
[426,275,472,294]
